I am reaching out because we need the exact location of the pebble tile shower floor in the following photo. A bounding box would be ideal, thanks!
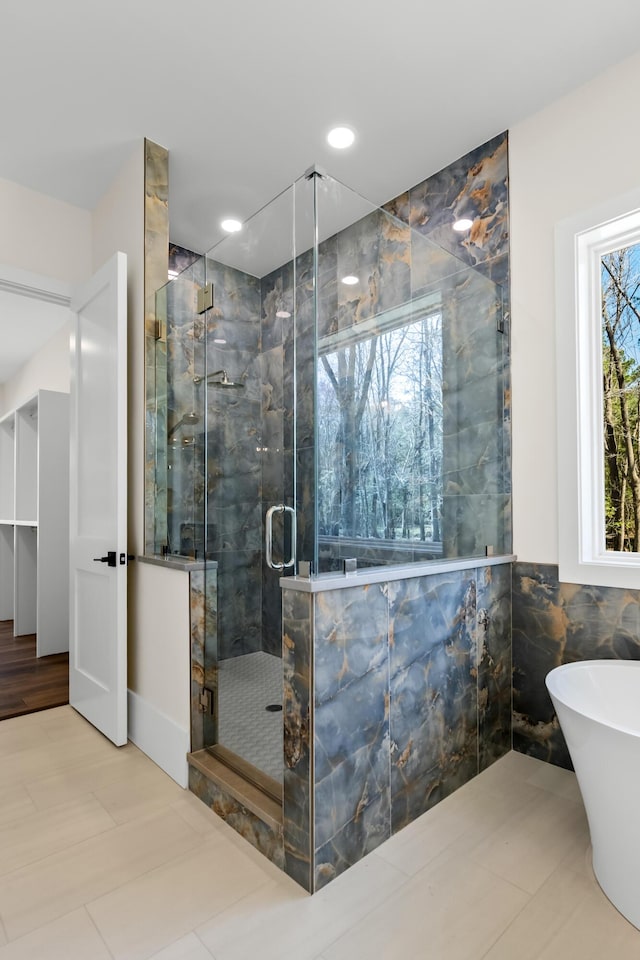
[217,651,283,783]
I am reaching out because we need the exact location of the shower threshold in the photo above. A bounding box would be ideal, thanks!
[207,743,282,805]
[187,745,283,834]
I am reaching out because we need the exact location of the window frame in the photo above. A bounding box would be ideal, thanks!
[556,187,640,588]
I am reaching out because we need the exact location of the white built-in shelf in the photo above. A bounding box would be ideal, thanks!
[0,390,69,653]
[15,397,38,523]
[0,413,15,522]
[0,523,14,621]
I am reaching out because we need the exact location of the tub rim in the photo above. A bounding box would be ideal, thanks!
[546,659,640,738]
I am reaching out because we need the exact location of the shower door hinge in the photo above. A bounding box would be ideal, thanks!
[153,316,166,341]
[197,283,214,314]
[497,311,508,335]
[199,687,214,715]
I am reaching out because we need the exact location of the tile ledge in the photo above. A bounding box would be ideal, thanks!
[281,554,516,593]
[138,555,215,572]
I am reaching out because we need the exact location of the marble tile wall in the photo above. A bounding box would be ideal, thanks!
[189,565,218,754]
[310,561,512,890]
[387,132,511,561]
[282,588,313,891]
[512,561,640,769]
[144,139,169,555]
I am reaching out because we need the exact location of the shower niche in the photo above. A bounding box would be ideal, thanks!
[151,152,511,889]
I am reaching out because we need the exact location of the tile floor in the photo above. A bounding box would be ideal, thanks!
[0,706,638,959]
[217,652,283,782]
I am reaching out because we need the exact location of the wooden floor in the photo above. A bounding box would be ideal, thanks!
[0,619,68,720]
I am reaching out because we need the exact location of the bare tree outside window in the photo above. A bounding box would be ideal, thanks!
[317,310,443,547]
[602,241,640,551]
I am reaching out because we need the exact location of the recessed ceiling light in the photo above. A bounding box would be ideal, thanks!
[341,275,359,285]
[221,218,242,233]
[327,126,355,149]
[453,218,473,232]
[276,310,291,319]
[168,269,179,279]
[213,338,226,344]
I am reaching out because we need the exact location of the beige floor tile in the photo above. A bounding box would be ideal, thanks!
[0,807,201,941]
[147,933,214,959]
[197,852,409,960]
[0,793,115,876]
[484,857,640,959]
[149,933,215,960]
[322,851,529,960]
[92,761,186,824]
[473,753,551,806]
[524,759,583,804]
[0,908,111,959]
[0,718,51,759]
[409,768,548,860]
[0,732,104,787]
[468,789,589,894]
[170,792,238,839]
[24,750,152,811]
[0,784,36,831]
[87,834,271,960]
[375,799,473,876]
[40,705,106,739]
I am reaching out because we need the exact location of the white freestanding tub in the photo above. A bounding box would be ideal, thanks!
[546,659,640,929]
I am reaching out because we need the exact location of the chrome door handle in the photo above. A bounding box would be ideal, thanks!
[265,505,283,570]
[282,505,296,569]
[265,504,296,571]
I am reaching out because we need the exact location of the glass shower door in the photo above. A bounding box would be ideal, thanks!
[201,182,301,795]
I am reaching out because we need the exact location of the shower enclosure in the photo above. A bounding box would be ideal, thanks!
[152,167,508,802]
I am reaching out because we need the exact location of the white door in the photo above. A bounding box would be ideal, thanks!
[69,252,128,745]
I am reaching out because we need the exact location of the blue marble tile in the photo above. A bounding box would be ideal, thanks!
[214,550,262,658]
[388,571,474,674]
[314,584,388,704]
[388,571,477,832]
[314,790,391,890]
[283,588,313,891]
[408,133,509,274]
[477,563,512,771]
[189,569,206,752]
[442,493,510,559]
[512,562,640,769]
[314,664,390,850]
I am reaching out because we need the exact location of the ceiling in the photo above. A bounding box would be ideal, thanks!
[1,1,640,260]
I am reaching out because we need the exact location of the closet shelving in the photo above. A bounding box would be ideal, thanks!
[0,389,69,655]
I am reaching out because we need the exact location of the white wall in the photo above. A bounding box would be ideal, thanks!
[510,50,640,565]
[0,177,92,286]
[0,177,90,415]
[1,322,71,414]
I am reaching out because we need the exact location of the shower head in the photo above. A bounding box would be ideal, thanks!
[168,411,201,439]
[205,369,243,389]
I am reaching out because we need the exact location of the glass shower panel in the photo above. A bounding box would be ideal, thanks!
[157,257,207,559]
[313,177,508,571]
[201,184,298,792]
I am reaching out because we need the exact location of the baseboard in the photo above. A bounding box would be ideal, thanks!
[127,689,189,788]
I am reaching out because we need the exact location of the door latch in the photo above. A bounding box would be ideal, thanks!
[93,551,117,567]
